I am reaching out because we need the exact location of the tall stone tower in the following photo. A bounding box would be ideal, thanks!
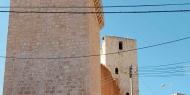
[3,0,104,95]
[101,36,139,95]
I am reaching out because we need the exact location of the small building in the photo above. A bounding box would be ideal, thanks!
[101,36,139,95]
[172,92,185,95]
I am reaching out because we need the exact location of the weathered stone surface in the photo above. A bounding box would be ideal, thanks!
[4,0,104,95]
[101,36,139,95]
[101,64,120,95]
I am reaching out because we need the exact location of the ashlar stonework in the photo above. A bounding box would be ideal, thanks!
[4,0,104,95]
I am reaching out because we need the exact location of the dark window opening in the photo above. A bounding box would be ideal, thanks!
[126,92,130,95]
[115,68,119,74]
[119,41,123,50]
[102,37,104,40]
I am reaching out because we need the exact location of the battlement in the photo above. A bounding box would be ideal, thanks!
[93,0,104,28]
[10,0,104,29]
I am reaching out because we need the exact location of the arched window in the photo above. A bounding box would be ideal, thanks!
[126,92,129,95]
[115,68,119,74]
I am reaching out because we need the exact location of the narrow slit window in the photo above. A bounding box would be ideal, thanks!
[119,41,123,50]
[102,37,104,40]
[115,68,119,74]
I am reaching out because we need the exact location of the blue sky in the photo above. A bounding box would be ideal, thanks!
[0,0,190,95]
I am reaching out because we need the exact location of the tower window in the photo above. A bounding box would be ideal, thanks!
[119,41,123,50]
[126,92,129,95]
[115,68,119,74]
[102,37,104,40]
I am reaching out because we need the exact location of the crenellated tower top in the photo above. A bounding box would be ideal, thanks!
[93,0,104,28]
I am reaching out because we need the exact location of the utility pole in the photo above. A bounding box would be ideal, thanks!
[129,65,133,95]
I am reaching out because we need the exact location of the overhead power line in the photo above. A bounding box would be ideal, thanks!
[138,67,190,73]
[0,36,190,59]
[131,71,190,77]
[132,60,190,71]
[119,59,190,77]
[1,2,190,9]
[137,74,189,77]
[1,9,190,14]
[139,60,190,69]
[133,67,190,75]
[135,62,190,73]
[138,70,188,75]
[138,66,187,72]
[121,36,190,52]
[133,65,190,73]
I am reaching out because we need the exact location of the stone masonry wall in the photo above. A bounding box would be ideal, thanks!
[4,0,103,95]
[101,64,120,95]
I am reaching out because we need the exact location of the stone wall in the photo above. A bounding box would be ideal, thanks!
[101,64,120,95]
[4,0,104,95]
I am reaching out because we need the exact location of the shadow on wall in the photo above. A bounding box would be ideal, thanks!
[101,64,120,95]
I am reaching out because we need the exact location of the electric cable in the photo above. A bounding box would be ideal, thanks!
[0,36,189,59]
[0,2,190,9]
[1,10,190,14]
[138,60,190,69]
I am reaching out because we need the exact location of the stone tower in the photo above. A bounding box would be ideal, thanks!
[101,36,139,95]
[3,0,104,95]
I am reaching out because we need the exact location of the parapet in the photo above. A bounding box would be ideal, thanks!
[93,0,104,29]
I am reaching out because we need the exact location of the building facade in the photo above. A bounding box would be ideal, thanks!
[101,36,139,95]
[172,93,185,95]
[3,0,104,95]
